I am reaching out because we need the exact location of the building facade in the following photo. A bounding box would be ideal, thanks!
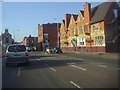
[60,2,120,52]
[1,29,13,48]
[38,23,61,51]
[22,35,38,50]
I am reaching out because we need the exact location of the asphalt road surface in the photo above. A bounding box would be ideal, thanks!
[2,51,119,88]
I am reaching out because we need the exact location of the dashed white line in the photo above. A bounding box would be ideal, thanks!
[98,65,107,68]
[69,65,87,71]
[37,58,41,61]
[69,81,82,89]
[67,63,76,65]
[44,64,56,72]
[17,67,21,77]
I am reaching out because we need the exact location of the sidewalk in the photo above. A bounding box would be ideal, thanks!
[63,51,119,60]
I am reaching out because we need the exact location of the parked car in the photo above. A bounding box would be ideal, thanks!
[46,47,54,53]
[5,44,29,66]
[53,47,62,53]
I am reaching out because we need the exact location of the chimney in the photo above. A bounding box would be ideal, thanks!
[64,14,71,30]
[29,35,31,37]
[84,2,91,22]
[5,29,8,33]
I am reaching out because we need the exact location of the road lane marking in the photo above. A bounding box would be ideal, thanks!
[69,65,86,71]
[37,58,41,61]
[44,64,56,72]
[17,67,21,77]
[67,63,76,65]
[98,65,107,68]
[69,81,82,89]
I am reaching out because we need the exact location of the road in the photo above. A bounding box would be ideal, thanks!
[2,51,119,88]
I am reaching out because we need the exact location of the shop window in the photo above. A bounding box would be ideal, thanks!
[95,36,105,46]
[77,37,86,46]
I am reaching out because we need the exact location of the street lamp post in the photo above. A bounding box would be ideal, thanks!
[54,18,60,48]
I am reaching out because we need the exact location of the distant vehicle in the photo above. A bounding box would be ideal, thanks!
[46,47,54,53]
[53,47,62,53]
[26,46,32,51]
[45,47,62,54]
[5,44,29,66]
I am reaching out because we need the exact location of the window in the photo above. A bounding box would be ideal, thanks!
[95,36,105,46]
[78,26,83,35]
[77,37,86,46]
[61,24,64,28]
[113,9,118,17]
[78,16,82,22]
[84,25,88,31]
[70,19,74,24]
[5,36,9,43]
[8,45,26,52]
[39,28,42,31]
[92,25,99,31]
[44,34,48,39]
[70,29,74,36]
[61,31,65,38]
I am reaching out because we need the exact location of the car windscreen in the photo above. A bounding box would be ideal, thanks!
[8,45,26,52]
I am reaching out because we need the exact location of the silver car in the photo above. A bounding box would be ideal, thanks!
[5,44,29,66]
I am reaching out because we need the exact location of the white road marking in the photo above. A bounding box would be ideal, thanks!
[98,65,107,68]
[69,81,82,88]
[17,67,21,77]
[67,63,76,65]
[78,58,84,60]
[69,65,86,71]
[44,64,56,72]
[37,58,41,61]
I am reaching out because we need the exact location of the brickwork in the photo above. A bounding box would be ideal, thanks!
[60,2,120,53]
[38,23,61,51]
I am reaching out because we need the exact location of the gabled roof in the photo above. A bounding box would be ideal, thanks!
[72,14,78,21]
[62,20,65,24]
[90,2,113,24]
[79,10,84,16]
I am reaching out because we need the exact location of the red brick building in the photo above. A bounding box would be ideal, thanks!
[22,35,38,50]
[60,1,120,52]
[38,23,61,51]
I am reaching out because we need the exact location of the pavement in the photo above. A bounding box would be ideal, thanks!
[62,51,119,60]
